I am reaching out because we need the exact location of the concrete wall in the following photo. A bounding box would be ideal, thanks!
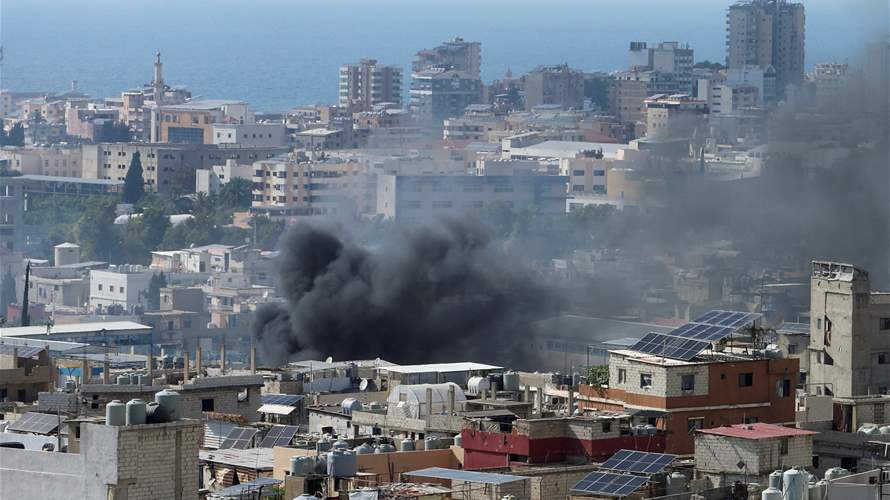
[308,410,353,437]
[694,433,813,478]
[114,420,202,500]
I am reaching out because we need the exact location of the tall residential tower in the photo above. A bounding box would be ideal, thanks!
[338,58,403,112]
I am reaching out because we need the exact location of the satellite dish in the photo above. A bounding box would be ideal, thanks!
[325,356,333,364]
[359,379,377,392]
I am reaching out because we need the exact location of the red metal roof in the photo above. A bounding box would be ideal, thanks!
[697,423,817,440]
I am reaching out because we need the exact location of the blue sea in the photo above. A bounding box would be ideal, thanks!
[0,0,886,112]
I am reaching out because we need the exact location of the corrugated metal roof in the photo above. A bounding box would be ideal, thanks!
[405,467,529,485]
[0,321,150,338]
[199,448,274,470]
[697,423,818,440]
[257,404,296,416]
[384,362,501,374]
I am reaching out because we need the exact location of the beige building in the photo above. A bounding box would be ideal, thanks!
[726,0,805,94]
[158,99,254,144]
[251,153,372,219]
[0,146,83,177]
[643,93,708,139]
[808,261,890,398]
[339,58,403,112]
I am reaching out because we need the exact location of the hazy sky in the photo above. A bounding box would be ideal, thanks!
[1,0,887,110]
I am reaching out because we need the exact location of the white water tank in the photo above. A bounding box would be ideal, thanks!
[467,376,490,396]
[502,372,520,391]
[824,468,849,481]
[762,487,782,500]
[332,439,350,450]
[341,398,362,415]
[375,443,396,453]
[327,449,357,477]
[354,442,374,454]
[399,438,415,451]
[783,469,807,500]
[769,470,784,490]
[453,434,462,447]
[808,481,826,500]
[154,389,181,421]
[666,472,687,495]
[125,399,147,425]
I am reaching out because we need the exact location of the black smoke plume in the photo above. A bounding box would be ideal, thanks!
[252,219,559,366]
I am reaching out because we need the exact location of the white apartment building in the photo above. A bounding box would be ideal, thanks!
[211,123,287,148]
[89,266,155,313]
[195,159,253,195]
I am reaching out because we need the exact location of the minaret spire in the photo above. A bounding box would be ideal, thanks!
[153,50,164,105]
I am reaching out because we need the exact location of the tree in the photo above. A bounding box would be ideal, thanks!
[219,178,254,210]
[75,197,120,262]
[587,365,610,386]
[146,272,167,310]
[122,151,146,204]
[0,267,16,315]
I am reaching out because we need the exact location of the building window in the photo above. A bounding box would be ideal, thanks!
[618,369,626,384]
[787,344,798,355]
[687,417,703,434]
[779,379,792,397]
[738,372,754,387]
[779,437,789,455]
[602,421,612,433]
[681,374,695,392]
[593,170,605,176]
[109,285,114,292]
[98,284,103,291]
[119,287,125,294]
[572,170,585,176]
[640,373,652,389]
[201,398,215,412]
[881,318,890,331]
[880,353,890,365]
[824,352,834,365]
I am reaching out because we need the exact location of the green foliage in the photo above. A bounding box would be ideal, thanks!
[587,365,610,386]
[249,215,286,250]
[694,60,725,71]
[583,77,610,110]
[146,272,167,310]
[74,197,120,262]
[122,151,145,204]
[1,267,16,314]
[218,178,254,210]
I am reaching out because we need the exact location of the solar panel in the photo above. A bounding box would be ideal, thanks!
[691,310,761,328]
[259,425,299,448]
[7,412,60,435]
[600,450,677,474]
[630,332,711,361]
[669,322,734,341]
[571,471,648,497]
[219,427,258,449]
[261,394,302,407]
[777,322,810,334]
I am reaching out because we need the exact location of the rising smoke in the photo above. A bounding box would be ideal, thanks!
[252,219,560,366]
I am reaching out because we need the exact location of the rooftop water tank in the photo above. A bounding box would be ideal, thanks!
[572,372,582,388]
[367,401,383,411]
[354,442,374,455]
[316,438,332,453]
[125,399,147,426]
[106,400,126,426]
[879,426,890,435]
[769,470,784,490]
[467,376,490,396]
[332,439,350,450]
[761,487,782,500]
[290,456,315,476]
[858,424,879,435]
[783,469,807,500]
[314,455,327,474]
[117,375,130,385]
[424,437,441,450]
[128,373,138,385]
[375,443,396,454]
[399,438,415,452]
[137,374,151,386]
[453,434,462,447]
[154,389,181,421]
[824,468,849,481]
[341,398,363,416]
[146,402,169,424]
[809,481,826,500]
[502,371,520,392]
[327,449,357,477]
[64,380,76,393]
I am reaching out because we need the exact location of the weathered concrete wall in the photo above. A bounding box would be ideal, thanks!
[695,433,813,477]
[115,420,203,500]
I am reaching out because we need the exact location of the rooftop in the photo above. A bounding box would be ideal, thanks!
[199,447,274,470]
[383,362,502,375]
[12,175,123,186]
[508,140,627,160]
[0,321,151,339]
[161,99,246,111]
[404,467,529,485]
[697,423,818,440]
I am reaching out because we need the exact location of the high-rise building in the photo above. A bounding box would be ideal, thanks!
[726,0,805,96]
[628,42,695,92]
[409,68,482,125]
[413,37,481,79]
[521,64,585,111]
[338,58,403,112]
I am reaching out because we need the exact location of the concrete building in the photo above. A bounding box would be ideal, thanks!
[608,70,688,125]
[807,261,890,399]
[158,99,254,144]
[521,64,585,111]
[410,68,483,124]
[29,266,90,311]
[65,103,121,141]
[89,266,155,314]
[580,348,799,454]
[694,423,816,487]
[250,152,372,220]
[211,122,287,148]
[643,93,709,139]
[0,418,202,500]
[0,346,53,403]
[628,41,695,93]
[698,80,760,116]
[82,142,287,193]
[726,0,805,95]
[413,37,482,79]
[339,58,403,112]
[0,146,83,177]
[194,159,253,195]
[376,173,568,223]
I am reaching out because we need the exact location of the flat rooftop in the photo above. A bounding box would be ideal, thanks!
[698,423,818,440]
[161,99,246,111]
[0,321,151,339]
[508,140,627,159]
[383,362,502,374]
[404,467,529,485]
